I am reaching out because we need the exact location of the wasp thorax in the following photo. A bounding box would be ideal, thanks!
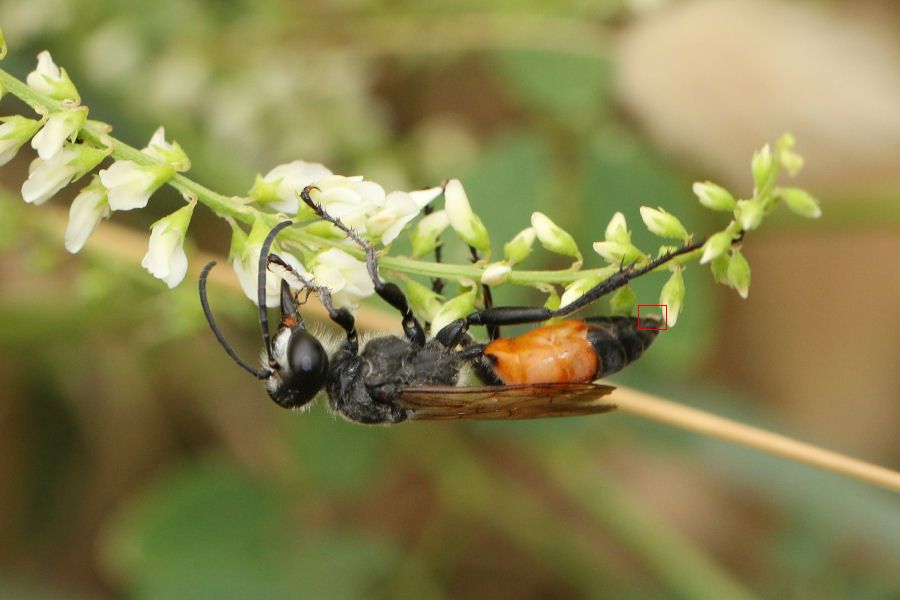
[267,329,329,409]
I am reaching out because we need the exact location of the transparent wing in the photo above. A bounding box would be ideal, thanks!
[394,382,617,421]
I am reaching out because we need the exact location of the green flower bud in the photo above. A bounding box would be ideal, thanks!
[700,231,733,264]
[0,26,7,60]
[410,209,450,257]
[592,240,645,265]
[610,285,636,316]
[532,212,582,264]
[481,261,512,286]
[780,187,821,219]
[503,227,536,265]
[405,279,444,322]
[752,143,774,191]
[444,179,490,253]
[142,127,191,172]
[543,286,561,312]
[430,287,477,337]
[692,181,736,212]
[639,206,689,240]
[736,199,764,231]
[560,276,602,309]
[248,173,282,204]
[710,252,730,284]
[659,267,685,326]
[726,249,751,299]
[605,211,631,244]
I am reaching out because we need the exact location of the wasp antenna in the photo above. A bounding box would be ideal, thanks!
[199,261,272,379]
[257,220,295,361]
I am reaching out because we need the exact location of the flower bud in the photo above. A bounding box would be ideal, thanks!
[503,227,536,265]
[692,181,736,212]
[142,126,191,172]
[0,116,42,166]
[779,149,804,177]
[26,51,80,104]
[560,276,602,309]
[699,231,732,264]
[404,279,443,322]
[65,178,109,253]
[99,160,176,211]
[444,179,490,252]
[231,218,307,307]
[592,240,645,265]
[31,106,88,160]
[430,287,477,336]
[735,199,764,231]
[780,187,821,219]
[710,252,729,284]
[752,143,774,191]
[0,26,6,60]
[640,206,689,240]
[410,209,450,257]
[726,249,751,299]
[531,212,582,264]
[605,212,631,244]
[141,201,195,288]
[659,268,685,326]
[481,261,511,286]
[610,284,636,316]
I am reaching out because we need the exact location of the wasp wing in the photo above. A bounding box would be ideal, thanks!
[394,382,616,421]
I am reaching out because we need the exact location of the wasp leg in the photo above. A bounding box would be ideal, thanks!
[436,236,709,346]
[300,186,427,346]
[267,253,359,355]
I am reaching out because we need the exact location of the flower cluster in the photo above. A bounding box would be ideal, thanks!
[0,41,822,333]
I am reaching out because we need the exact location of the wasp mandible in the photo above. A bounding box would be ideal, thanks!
[199,187,702,424]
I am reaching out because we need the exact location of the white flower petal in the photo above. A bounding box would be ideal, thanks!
[21,149,79,205]
[65,185,108,253]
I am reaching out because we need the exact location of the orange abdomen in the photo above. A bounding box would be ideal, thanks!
[484,320,599,385]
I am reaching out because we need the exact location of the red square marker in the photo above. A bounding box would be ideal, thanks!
[637,304,668,330]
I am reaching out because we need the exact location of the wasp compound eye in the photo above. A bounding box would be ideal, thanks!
[278,329,329,405]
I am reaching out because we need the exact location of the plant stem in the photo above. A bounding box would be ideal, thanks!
[613,387,900,494]
[0,67,702,289]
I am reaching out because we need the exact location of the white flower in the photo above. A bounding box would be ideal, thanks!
[365,191,421,245]
[26,51,80,103]
[141,202,195,288]
[65,178,109,253]
[22,144,107,205]
[231,219,307,307]
[408,186,443,208]
[250,160,333,213]
[317,175,386,232]
[444,179,490,252]
[31,107,87,160]
[142,126,191,172]
[0,116,42,166]
[309,248,375,310]
[99,160,175,211]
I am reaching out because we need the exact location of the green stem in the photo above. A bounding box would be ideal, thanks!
[0,67,714,289]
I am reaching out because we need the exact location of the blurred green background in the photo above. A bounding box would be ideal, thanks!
[1,1,899,598]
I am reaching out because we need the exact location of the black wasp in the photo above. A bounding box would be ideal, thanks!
[199,187,696,424]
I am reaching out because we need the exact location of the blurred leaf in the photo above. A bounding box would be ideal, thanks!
[284,409,392,497]
[492,50,612,121]
[101,457,403,599]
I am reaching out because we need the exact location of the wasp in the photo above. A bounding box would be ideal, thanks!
[199,188,701,424]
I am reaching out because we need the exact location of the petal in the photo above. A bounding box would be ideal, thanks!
[65,187,108,253]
